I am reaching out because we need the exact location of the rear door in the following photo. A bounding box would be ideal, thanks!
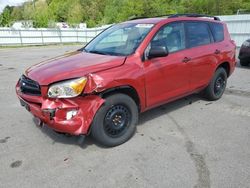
[184,21,218,90]
[209,22,235,69]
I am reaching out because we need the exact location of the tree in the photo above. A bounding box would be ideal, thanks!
[33,1,50,27]
[80,0,107,27]
[0,6,13,27]
[67,0,84,25]
[1,0,250,28]
[11,6,23,21]
[22,2,34,20]
[48,0,71,22]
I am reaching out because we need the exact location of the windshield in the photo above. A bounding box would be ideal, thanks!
[84,23,154,56]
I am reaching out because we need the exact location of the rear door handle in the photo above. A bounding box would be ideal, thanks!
[215,49,221,54]
[182,57,192,63]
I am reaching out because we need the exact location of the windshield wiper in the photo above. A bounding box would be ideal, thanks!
[80,48,87,52]
[88,50,109,55]
[85,49,126,56]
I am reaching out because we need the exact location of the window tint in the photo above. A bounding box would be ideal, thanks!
[186,22,212,48]
[210,23,224,42]
[150,22,186,53]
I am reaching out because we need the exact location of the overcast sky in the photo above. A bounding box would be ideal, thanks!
[0,0,28,13]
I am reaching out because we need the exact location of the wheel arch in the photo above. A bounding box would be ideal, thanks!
[217,62,230,77]
[98,85,141,112]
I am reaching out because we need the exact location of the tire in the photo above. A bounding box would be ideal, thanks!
[91,93,138,147]
[203,67,227,101]
[240,60,249,67]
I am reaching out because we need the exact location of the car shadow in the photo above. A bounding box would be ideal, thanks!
[33,117,103,149]
[138,94,202,126]
[34,93,204,149]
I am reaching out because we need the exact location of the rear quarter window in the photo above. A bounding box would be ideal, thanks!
[210,23,224,42]
[186,22,212,48]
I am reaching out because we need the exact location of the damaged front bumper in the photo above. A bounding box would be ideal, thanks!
[16,84,105,135]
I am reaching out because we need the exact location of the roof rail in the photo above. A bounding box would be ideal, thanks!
[128,16,148,20]
[168,14,221,21]
[128,14,221,21]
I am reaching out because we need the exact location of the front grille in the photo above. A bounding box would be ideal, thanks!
[19,75,41,96]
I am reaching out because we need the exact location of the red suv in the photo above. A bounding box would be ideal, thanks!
[16,14,236,147]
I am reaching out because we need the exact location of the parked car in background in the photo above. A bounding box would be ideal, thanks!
[16,14,236,147]
[239,39,250,66]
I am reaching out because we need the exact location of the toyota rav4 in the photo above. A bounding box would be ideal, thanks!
[16,14,236,147]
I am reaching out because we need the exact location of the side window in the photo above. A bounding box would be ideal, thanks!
[186,22,212,48]
[210,23,224,42]
[150,22,186,53]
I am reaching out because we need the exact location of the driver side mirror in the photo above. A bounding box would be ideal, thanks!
[148,46,169,59]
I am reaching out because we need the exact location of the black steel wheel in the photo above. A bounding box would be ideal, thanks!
[104,104,131,138]
[204,67,227,101]
[214,74,226,97]
[91,94,138,147]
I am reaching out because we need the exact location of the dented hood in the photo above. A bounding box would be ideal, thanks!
[25,51,126,85]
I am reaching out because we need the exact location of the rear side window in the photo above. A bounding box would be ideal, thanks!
[210,23,224,42]
[186,22,212,48]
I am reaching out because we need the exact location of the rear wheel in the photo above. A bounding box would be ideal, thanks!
[203,67,227,101]
[240,60,249,66]
[91,93,138,147]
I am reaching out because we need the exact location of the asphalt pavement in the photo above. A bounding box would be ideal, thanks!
[0,45,249,188]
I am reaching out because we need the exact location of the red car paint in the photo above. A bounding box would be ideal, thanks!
[26,51,126,85]
[16,17,236,136]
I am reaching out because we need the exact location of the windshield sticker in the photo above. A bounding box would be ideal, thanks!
[135,24,154,28]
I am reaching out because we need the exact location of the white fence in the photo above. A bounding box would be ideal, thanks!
[0,15,250,47]
[219,14,250,47]
[0,27,107,46]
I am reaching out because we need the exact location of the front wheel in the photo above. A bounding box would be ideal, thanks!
[91,94,138,147]
[203,67,227,101]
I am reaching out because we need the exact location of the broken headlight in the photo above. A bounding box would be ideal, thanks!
[48,77,87,98]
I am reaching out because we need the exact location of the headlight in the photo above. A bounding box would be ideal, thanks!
[48,77,87,98]
[242,41,250,47]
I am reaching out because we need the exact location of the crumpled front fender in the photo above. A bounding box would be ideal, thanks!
[84,73,124,94]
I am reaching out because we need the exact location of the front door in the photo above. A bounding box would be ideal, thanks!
[143,22,191,108]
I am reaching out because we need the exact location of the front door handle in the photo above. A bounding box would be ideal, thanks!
[182,57,192,63]
[215,49,221,54]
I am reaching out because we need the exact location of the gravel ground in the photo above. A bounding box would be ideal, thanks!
[0,45,249,188]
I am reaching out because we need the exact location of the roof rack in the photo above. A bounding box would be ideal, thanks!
[168,14,221,21]
[128,16,148,20]
[128,14,221,21]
